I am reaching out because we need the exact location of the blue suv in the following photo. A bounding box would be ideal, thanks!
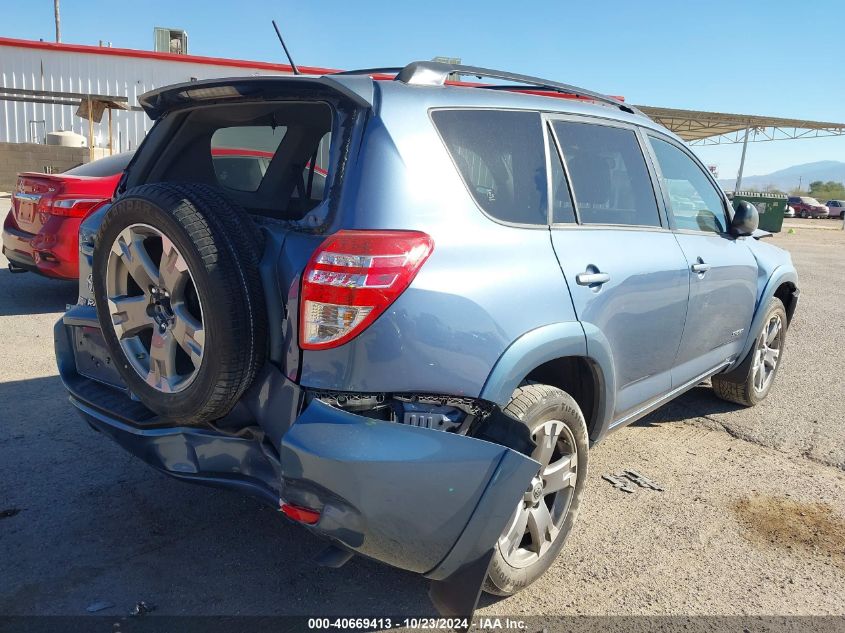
[55,62,799,617]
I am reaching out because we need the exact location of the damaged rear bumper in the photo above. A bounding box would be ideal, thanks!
[56,316,539,616]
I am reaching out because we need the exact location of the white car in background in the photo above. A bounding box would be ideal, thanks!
[825,200,845,218]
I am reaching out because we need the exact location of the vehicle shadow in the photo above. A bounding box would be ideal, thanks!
[0,267,77,316]
[0,373,439,617]
[634,383,744,427]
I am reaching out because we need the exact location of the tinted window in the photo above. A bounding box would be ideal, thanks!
[210,126,286,192]
[548,130,576,224]
[432,110,548,225]
[553,121,660,227]
[650,137,727,233]
[64,151,133,177]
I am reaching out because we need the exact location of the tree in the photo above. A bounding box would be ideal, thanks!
[807,180,845,202]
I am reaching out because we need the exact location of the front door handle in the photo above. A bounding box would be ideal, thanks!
[691,259,711,274]
[576,271,611,286]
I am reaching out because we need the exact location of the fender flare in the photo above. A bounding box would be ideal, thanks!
[479,322,616,439]
[732,265,798,370]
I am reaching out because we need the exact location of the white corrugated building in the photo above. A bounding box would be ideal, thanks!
[0,37,333,151]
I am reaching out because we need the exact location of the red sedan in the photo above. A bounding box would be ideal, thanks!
[3,152,133,280]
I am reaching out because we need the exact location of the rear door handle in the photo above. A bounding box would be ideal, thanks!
[576,272,611,286]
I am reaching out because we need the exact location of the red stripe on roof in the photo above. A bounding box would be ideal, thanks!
[0,36,339,75]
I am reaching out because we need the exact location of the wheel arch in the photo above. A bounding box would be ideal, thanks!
[773,279,799,325]
[732,265,798,370]
[479,322,615,442]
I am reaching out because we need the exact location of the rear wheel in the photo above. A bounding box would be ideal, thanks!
[712,298,787,407]
[483,384,589,596]
[92,183,267,424]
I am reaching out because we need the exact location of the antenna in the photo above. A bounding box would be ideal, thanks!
[272,20,300,76]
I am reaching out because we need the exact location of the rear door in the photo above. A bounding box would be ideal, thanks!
[645,133,757,385]
[546,117,690,422]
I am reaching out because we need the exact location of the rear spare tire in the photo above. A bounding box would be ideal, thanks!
[92,183,267,424]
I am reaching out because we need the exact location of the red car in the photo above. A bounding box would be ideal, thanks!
[3,152,132,279]
[787,195,829,219]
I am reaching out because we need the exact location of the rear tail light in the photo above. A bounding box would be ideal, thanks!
[41,197,107,218]
[300,230,434,350]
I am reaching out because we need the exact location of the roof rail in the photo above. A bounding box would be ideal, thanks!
[335,61,638,115]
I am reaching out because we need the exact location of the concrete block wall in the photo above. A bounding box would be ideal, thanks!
[0,143,110,191]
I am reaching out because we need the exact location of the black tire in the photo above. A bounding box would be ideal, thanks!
[483,384,589,596]
[712,297,787,407]
[92,182,267,424]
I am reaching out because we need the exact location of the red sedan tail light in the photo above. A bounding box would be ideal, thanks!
[299,230,434,350]
[40,196,107,218]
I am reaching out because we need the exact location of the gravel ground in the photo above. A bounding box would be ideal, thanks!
[0,202,843,621]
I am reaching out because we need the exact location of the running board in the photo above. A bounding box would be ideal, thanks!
[610,361,732,430]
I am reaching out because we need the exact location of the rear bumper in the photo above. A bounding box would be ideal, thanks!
[55,315,538,616]
[2,214,80,279]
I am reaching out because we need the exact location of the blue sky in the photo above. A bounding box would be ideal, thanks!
[5,0,844,180]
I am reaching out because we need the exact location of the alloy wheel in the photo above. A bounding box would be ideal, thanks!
[105,223,205,393]
[498,419,578,568]
[752,313,783,394]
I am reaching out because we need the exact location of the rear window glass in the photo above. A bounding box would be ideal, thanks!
[552,121,660,227]
[210,126,286,192]
[432,109,548,225]
[64,151,133,177]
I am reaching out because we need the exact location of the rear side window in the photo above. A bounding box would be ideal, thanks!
[552,121,661,227]
[210,126,286,192]
[432,110,548,225]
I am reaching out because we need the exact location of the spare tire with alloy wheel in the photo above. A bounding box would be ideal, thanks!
[92,182,267,424]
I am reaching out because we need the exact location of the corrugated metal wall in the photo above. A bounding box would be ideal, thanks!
[0,44,294,151]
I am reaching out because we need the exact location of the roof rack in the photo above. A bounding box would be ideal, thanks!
[334,61,638,115]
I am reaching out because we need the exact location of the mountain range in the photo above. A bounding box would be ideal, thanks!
[718,160,845,192]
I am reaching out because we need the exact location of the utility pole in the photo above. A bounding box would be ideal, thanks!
[54,0,61,43]
[734,126,750,192]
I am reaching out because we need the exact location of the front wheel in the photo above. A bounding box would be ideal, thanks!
[712,297,787,406]
[483,384,589,596]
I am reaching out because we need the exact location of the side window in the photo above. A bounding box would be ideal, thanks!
[548,128,576,224]
[649,136,728,233]
[552,121,661,227]
[431,110,548,225]
[210,126,286,192]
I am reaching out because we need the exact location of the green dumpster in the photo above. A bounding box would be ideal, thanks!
[728,191,788,233]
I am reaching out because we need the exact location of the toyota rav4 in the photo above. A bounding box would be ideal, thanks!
[55,62,799,617]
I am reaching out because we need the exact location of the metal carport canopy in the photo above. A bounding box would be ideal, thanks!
[635,105,845,145]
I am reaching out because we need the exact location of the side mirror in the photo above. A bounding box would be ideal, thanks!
[731,200,759,236]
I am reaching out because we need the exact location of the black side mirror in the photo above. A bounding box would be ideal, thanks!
[731,200,759,236]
